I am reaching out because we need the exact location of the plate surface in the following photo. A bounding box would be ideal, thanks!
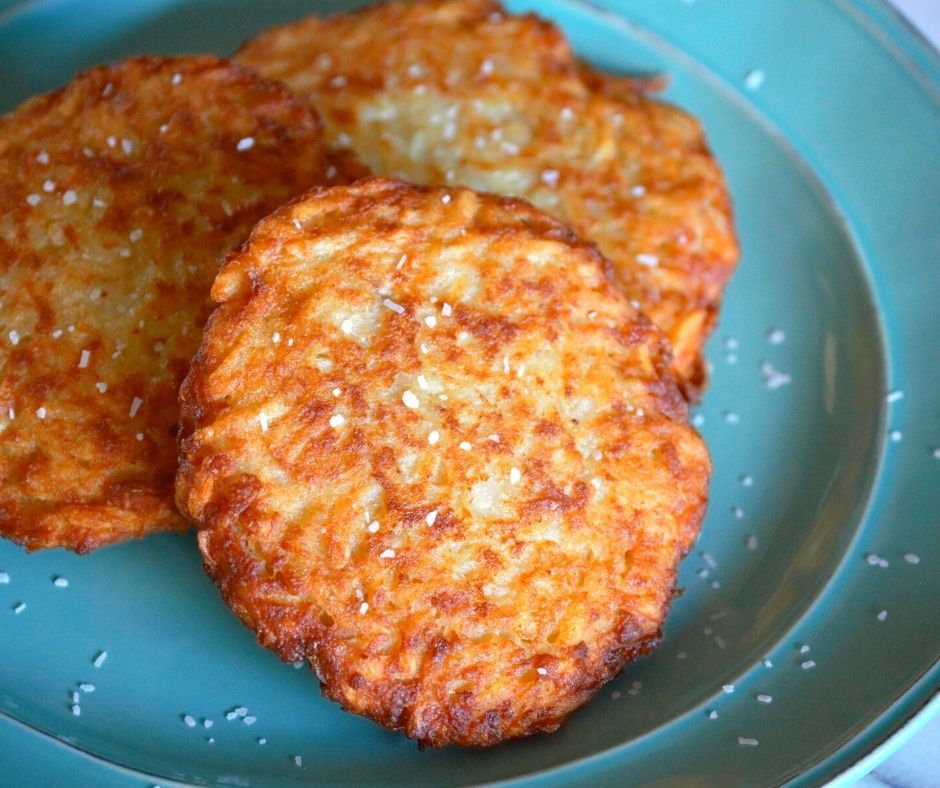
[0,0,938,785]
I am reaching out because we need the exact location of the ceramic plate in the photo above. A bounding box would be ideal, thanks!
[0,0,938,785]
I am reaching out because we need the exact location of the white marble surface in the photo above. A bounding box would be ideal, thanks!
[852,2,939,787]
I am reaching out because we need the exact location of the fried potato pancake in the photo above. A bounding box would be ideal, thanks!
[0,56,343,552]
[237,0,739,397]
[176,179,711,747]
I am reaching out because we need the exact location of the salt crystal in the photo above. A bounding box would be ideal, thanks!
[761,361,791,389]
[743,69,765,90]
[236,137,255,152]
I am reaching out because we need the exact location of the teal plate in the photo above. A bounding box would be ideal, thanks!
[0,0,938,785]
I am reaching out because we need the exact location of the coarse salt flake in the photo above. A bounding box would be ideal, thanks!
[383,298,405,314]
[877,610,888,621]
[258,412,269,432]
[8,330,20,346]
[78,350,90,368]
[53,576,68,588]
[79,683,94,693]
[184,715,196,727]
[329,413,345,428]
[236,137,255,152]
[43,179,56,192]
[509,467,521,484]
[402,390,420,408]
[12,602,26,614]
[368,521,380,533]
[441,302,452,317]
[428,430,440,445]
[886,390,904,403]
[62,190,77,205]
[760,361,791,389]
[171,72,182,85]
[380,549,396,559]
[904,553,921,565]
[93,651,107,668]
[744,69,765,90]
[757,694,773,703]
[26,194,41,206]
[540,169,560,187]
[129,397,143,417]
[636,253,659,267]
[801,659,816,670]
[36,407,47,420]
[36,151,49,164]
[738,736,759,747]
[341,318,354,334]
[459,441,471,451]
[0,572,8,584]
[425,315,437,328]
[272,332,281,344]
[722,684,735,694]
[425,510,438,526]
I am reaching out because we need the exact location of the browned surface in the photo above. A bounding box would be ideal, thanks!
[237,0,739,397]
[177,179,711,747]
[0,55,344,552]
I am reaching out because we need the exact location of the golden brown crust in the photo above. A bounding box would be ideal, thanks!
[177,179,711,747]
[0,55,346,552]
[236,0,739,398]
